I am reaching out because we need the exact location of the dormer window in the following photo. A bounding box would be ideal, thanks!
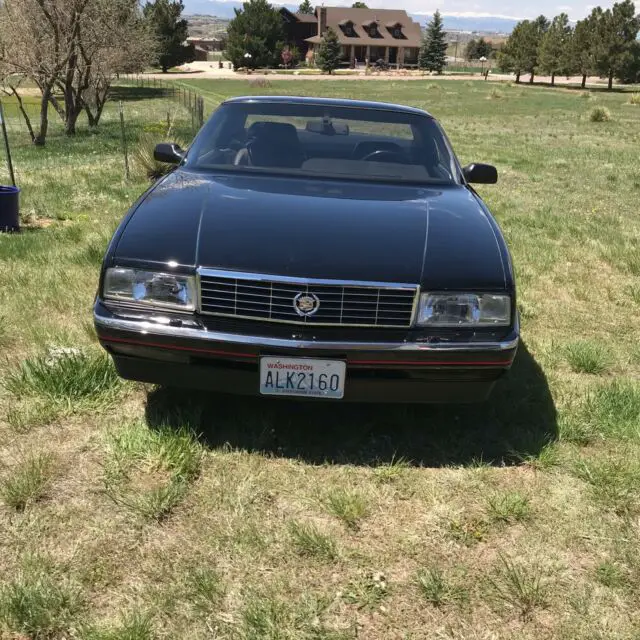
[386,21,405,39]
[339,19,356,37]
[362,19,381,38]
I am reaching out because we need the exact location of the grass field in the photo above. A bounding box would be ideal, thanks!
[0,79,639,639]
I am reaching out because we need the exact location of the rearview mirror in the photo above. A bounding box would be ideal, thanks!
[154,143,184,165]
[462,163,498,184]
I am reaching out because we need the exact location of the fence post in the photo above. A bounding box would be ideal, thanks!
[119,101,130,181]
[0,101,16,187]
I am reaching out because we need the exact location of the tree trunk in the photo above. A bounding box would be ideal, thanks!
[7,87,36,143]
[515,71,521,84]
[34,88,52,146]
[162,65,168,73]
[529,72,534,84]
[581,74,587,89]
[551,72,555,87]
[608,70,613,90]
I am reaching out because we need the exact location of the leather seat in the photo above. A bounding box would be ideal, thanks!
[235,121,305,169]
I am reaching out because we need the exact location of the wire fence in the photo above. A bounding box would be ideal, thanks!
[117,74,206,132]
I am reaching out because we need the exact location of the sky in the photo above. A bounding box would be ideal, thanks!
[354,0,612,20]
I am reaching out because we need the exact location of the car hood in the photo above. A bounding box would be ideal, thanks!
[113,170,507,290]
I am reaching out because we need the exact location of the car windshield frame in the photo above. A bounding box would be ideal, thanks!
[183,102,463,186]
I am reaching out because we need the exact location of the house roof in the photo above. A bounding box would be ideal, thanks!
[304,7,422,48]
[295,12,318,23]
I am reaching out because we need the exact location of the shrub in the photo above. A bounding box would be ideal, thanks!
[132,133,187,182]
[590,106,611,122]
[248,77,271,88]
[627,93,640,105]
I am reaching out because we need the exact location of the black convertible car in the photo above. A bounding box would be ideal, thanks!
[94,96,518,403]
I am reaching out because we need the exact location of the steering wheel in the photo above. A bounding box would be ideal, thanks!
[361,150,409,164]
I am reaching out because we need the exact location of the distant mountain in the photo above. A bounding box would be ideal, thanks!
[183,0,518,34]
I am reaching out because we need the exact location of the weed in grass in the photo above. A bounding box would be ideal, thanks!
[564,340,611,375]
[0,453,54,510]
[489,88,504,99]
[485,554,549,620]
[580,91,595,100]
[5,400,61,433]
[371,456,410,484]
[288,520,339,561]
[558,413,598,446]
[239,590,335,639]
[120,480,189,521]
[416,566,468,606]
[104,422,203,520]
[447,516,489,545]
[0,561,83,639]
[5,348,122,404]
[595,561,628,589]
[586,380,640,440]
[574,457,640,515]
[81,610,155,640]
[184,566,226,613]
[589,106,611,122]
[342,572,388,610]
[324,489,369,530]
[627,92,640,105]
[486,491,532,524]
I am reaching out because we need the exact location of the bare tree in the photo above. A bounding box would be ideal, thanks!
[0,0,154,145]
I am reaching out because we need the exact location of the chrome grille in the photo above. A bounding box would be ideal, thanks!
[198,269,418,328]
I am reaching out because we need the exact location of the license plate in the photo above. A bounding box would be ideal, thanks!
[260,357,346,399]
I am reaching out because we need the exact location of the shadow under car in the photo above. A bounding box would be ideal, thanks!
[144,342,557,468]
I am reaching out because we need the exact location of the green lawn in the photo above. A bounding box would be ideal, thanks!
[0,79,639,639]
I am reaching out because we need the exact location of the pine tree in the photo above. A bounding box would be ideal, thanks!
[539,13,572,86]
[316,27,342,74]
[143,0,194,73]
[498,19,544,83]
[571,15,597,88]
[593,0,640,90]
[298,0,313,15]
[419,10,448,73]
[225,0,285,69]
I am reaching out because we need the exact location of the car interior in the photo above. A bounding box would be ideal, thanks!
[194,116,456,182]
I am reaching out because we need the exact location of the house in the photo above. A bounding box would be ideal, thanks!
[280,6,422,67]
[186,37,225,61]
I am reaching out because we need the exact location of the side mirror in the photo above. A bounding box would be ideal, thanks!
[462,163,498,184]
[154,143,184,165]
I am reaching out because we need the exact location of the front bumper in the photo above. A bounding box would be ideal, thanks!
[94,301,519,403]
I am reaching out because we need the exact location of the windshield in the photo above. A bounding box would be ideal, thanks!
[184,102,461,185]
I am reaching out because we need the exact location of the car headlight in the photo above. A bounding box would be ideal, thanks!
[416,293,511,327]
[103,268,196,311]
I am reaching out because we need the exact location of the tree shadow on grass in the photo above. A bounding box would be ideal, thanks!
[109,85,178,103]
[145,342,557,468]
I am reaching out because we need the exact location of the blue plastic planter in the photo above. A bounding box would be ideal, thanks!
[0,185,20,232]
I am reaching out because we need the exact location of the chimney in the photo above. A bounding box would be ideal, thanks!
[318,7,327,36]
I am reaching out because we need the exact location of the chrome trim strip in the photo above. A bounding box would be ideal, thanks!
[196,268,420,329]
[95,312,519,353]
[197,268,419,290]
